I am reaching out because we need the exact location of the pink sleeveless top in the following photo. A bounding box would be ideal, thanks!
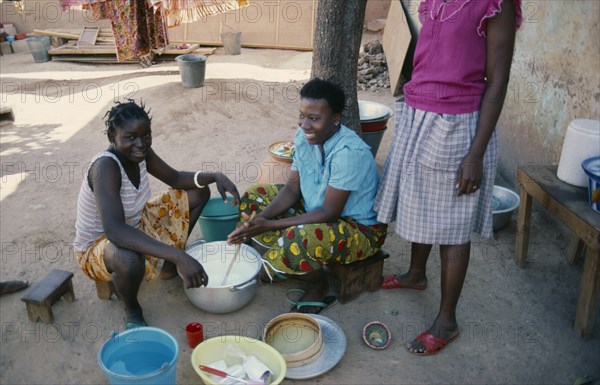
[403,0,523,114]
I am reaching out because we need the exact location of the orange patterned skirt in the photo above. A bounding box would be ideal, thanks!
[75,189,189,283]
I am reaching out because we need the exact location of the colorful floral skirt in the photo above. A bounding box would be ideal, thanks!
[239,184,388,275]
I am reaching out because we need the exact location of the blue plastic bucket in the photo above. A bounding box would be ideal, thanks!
[582,156,600,213]
[98,327,179,385]
[198,195,239,242]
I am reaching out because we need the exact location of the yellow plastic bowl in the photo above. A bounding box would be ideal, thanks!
[191,335,286,384]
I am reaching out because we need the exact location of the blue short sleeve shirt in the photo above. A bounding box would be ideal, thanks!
[291,125,380,225]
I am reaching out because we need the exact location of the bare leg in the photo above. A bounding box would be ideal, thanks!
[187,186,211,231]
[104,244,146,325]
[382,242,432,289]
[408,243,469,354]
[161,187,210,279]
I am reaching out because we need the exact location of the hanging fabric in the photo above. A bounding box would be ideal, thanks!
[84,1,168,62]
[150,0,250,28]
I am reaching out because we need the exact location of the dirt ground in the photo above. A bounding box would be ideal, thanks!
[1,44,599,385]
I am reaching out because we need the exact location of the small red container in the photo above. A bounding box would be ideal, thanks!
[15,33,26,40]
[186,322,204,349]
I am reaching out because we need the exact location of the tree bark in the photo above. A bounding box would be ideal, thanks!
[311,0,367,134]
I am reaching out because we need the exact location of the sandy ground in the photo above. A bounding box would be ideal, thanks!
[1,45,599,385]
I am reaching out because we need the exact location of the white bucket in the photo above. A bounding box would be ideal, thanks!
[557,119,600,187]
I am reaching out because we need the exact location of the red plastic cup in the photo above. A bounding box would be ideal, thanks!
[186,322,204,349]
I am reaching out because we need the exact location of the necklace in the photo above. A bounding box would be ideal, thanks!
[430,0,471,22]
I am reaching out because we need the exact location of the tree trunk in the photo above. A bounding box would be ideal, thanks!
[311,0,367,134]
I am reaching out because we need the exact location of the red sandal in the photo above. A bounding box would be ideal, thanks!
[408,331,460,356]
[381,275,427,290]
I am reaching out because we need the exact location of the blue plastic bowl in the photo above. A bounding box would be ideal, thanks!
[492,186,520,231]
[582,156,600,213]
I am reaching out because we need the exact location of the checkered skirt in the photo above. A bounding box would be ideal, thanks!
[374,99,498,244]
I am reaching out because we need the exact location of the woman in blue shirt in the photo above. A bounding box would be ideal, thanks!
[227,79,387,313]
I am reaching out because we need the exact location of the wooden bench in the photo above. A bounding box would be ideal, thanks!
[516,165,600,339]
[21,269,74,323]
[331,250,389,304]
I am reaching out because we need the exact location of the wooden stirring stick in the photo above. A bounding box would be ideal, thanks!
[221,211,256,286]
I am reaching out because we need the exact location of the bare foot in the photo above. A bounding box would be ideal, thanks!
[0,280,29,295]
[159,261,177,280]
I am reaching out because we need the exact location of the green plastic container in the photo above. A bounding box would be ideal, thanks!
[198,196,239,241]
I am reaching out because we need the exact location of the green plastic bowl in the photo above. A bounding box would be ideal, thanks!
[198,196,239,241]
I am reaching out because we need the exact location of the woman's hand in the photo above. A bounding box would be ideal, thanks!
[227,212,269,244]
[456,153,484,196]
[175,251,209,288]
[214,172,241,206]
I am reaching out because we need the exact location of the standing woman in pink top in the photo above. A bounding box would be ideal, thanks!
[375,0,522,355]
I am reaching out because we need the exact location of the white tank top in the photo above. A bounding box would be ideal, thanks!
[74,151,151,252]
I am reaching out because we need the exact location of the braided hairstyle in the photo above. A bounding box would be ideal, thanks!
[103,99,152,140]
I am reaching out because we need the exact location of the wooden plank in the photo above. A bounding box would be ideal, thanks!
[77,26,100,47]
[518,166,600,250]
[574,247,600,339]
[51,56,138,64]
[169,39,312,51]
[32,29,114,43]
[515,172,533,268]
[49,46,117,55]
[568,235,586,265]
[382,0,412,96]
[156,43,200,55]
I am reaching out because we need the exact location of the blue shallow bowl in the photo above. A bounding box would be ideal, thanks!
[492,186,520,231]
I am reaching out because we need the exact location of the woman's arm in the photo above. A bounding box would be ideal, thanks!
[227,175,350,244]
[456,0,516,196]
[89,158,207,287]
[145,148,240,203]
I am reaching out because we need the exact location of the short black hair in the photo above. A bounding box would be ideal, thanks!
[300,78,345,114]
[103,99,151,136]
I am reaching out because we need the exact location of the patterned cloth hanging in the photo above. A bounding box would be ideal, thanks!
[58,0,248,61]
[150,0,250,27]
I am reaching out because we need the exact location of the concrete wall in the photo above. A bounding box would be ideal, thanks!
[497,0,600,184]
[2,0,392,43]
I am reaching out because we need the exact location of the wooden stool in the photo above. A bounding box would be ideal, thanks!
[95,280,115,300]
[331,250,390,304]
[21,269,74,323]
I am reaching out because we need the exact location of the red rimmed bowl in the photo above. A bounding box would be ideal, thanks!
[359,100,394,133]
